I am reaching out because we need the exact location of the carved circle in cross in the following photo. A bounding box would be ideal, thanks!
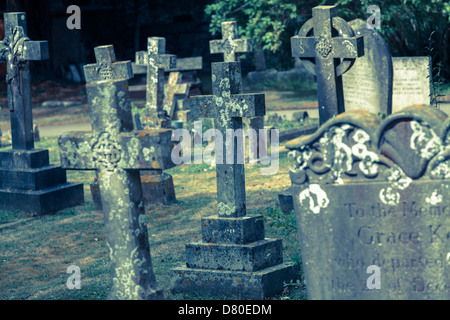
[297,17,357,77]
[92,132,122,171]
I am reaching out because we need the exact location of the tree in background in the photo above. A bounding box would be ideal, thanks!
[334,0,450,83]
[205,0,449,84]
[205,0,302,71]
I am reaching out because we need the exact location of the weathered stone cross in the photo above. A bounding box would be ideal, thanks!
[291,5,364,125]
[171,60,299,299]
[136,37,176,128]
[83,45,134,211]
[190,62,265,217]
[0,12,49,150]
[59,78,175,299]
[83,45,133,83]
[163,71,189,120]
[210,21,252,63]
[210,21,266,163]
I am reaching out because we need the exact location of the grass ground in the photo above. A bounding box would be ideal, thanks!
[0,135,307,300]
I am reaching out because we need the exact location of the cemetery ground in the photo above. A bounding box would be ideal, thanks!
[1,78,449,300]
[0,78,319,300]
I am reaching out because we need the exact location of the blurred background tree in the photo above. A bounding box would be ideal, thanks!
[205,0,449,84]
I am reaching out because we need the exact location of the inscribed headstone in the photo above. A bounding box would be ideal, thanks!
[342,19,393,116]
[286,105,450,300]
[392,57,432,113]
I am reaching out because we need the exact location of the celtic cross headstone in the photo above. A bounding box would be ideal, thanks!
[291,5,364,125]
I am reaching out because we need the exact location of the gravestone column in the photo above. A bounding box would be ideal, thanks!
[211,21,266,163]
[170,62,300,299]
[136,37,178,206]
[0,12,84,215]
[291,5,364,125]
[135,37,176,129]
[59,78,177,299]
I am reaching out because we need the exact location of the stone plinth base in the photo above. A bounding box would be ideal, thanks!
[171,263,300,300]
[0,149,84,215]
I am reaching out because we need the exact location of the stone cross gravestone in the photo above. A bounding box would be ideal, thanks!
[136,38,179,206]
[83,45,134,212]
[163,71,190,121]
[210,21,266,163]
[286,105,450,299]
[170,61,299,299]
[0,12,84,215]
[291,5,364,125]
[83,45,133,83]
[392,56,432,113]
[59,78,176,300]
[135,37,176,129]
[342,19,393,116]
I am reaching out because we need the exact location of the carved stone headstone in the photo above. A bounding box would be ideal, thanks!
[163,71,190,120]
[291,5,364,125]
[0,12,84,215]
[392,57,432,113]
[210,21,266,163]
[135,37,176,129]
[286,105,450,300]
[59,78,176,300]
[170,61,299,299]
[342,19,393,116]
[135,37,179,206]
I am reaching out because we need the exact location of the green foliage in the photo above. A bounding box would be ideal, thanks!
[335,0,450,82]
[262,206,297,239]
[426,31,446,107]
[205,0,297,53]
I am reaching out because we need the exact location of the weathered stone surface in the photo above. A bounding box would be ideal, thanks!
[163,72,190,120]
[0,12,83,215]
[210,21,252,63]
[392,56,432,113]
[190,62,265,218]
[135,37,176,129]
[59,79,170,300]
[342,19,393,116]
[171,264,300,300]
[83,45,133,83]
[141,171,177,205]
[201,215,265,244]
[171,59,299,299]
[291,5,364,125]
[286,105,450,299]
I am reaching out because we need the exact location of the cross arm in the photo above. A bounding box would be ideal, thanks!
[58,129,176,171]
[135,51,176,69]
[22,40,49,61]
[210,38,252,55]
[332,36,364,59]
[83,60,133,83]
[291,36,316,59]
[189,93,265,124]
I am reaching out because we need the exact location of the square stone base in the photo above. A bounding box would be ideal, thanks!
[0,183,84,215]
[170,262,300,300]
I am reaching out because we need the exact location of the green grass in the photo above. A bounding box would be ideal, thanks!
[0,136,307,300]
